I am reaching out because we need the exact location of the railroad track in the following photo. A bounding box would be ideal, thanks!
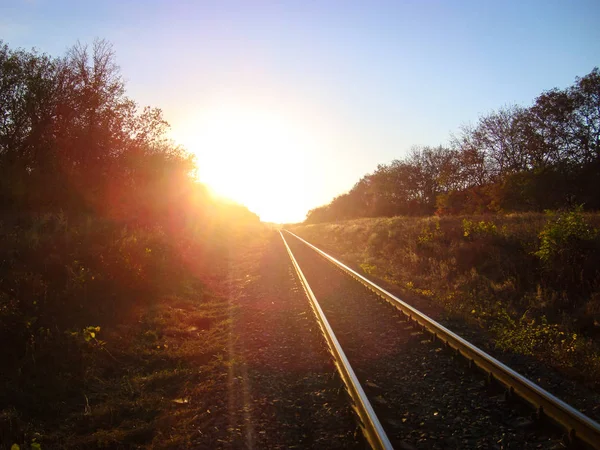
[280,230,600,450]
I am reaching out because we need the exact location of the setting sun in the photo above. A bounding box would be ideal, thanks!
[172,104,318,223]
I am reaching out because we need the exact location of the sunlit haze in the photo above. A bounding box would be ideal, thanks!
[4,0,599,222]
[172,101,326,223]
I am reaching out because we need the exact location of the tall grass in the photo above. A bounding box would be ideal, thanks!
[291,212,600,384]
[0,212,263,448]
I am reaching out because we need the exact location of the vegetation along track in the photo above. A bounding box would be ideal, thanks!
[280,230,600,450]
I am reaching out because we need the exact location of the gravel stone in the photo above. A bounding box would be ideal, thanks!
[220,234,362,449]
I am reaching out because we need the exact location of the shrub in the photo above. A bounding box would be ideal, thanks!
[462,219,498,239]
[417,220,443,244]
[534,207,599,295]
[535,206,597,266]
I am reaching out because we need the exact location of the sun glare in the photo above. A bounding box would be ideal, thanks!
[173,104,318,223]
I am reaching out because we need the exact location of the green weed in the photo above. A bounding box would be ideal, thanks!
[417,219,443,244]
[462,219,498,239]
[360,263,378,276]
[535,206,597,267]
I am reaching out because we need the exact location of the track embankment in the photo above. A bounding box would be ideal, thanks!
[284,232,567,449]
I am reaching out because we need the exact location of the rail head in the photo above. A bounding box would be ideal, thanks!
[284,229,600,450]
[279,231,393,450]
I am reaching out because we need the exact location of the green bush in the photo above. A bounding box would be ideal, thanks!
[535,207,599,296]
[417,220,443,244]
[462,219,498,239]
[535,206,597,266]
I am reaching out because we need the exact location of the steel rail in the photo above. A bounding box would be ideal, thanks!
[279,231,393,450]
[284,229,600,450]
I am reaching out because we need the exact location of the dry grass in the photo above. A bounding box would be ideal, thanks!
[1,215,271,449]
[3,286,233,449]
[290,213,600,387]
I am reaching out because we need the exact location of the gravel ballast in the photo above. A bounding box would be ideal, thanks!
[222,233,362,449]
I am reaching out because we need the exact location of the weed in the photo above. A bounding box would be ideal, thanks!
[462,219,498,239]
[360,263,377,276]
[535,207,597,267]
[417,219,443,244]
[533,207,600,304]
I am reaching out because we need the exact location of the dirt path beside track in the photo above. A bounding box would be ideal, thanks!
[218,231,361,449]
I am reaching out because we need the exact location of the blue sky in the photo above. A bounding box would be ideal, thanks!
[2,1,599,222]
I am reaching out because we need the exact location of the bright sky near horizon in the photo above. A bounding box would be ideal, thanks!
[2,1,599,222]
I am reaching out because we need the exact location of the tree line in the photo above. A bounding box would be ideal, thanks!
[0,39,257,226]
[306,68,600,223]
